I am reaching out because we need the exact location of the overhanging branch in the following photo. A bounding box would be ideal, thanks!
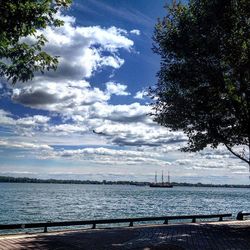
[225,144,249,165]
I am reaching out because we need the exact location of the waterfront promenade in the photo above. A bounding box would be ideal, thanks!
[0,220,249,250]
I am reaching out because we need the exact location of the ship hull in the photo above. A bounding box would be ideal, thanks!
[149,184,173,188]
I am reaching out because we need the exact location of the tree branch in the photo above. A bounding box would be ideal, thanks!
[225,144,249,165]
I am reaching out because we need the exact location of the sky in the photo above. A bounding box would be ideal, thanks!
[0,0,249,184]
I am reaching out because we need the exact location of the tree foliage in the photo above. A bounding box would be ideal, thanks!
[0,0,71,84]
[152,0,250,165]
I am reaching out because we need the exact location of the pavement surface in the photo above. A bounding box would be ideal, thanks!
[0,220,249,250]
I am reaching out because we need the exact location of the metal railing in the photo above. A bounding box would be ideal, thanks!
[0,213,232,233]
[236,212,250,220]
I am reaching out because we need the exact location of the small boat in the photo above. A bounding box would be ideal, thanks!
[149,171,173,188]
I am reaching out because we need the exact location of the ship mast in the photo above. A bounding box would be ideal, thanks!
[168,171,170,183]
[162,170,164,184]
[155,171,157,183]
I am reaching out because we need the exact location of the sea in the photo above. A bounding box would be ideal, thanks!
[0,183,250,234]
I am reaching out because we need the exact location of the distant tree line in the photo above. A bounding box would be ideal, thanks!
[0,176,149,186]
[0,176,249,188]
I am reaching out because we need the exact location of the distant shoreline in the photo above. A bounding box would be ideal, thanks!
[0,176,249,188]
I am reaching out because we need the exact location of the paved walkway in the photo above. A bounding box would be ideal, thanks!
[0,220,249,250]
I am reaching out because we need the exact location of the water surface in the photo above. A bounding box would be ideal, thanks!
[1,183,249,226]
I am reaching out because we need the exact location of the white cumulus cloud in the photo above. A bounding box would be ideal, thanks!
[105,82,130,96]
[10,14,135,113]
[134,89,147,99]
[130,29,141,35]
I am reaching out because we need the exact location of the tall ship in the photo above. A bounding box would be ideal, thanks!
[149,171,173,188]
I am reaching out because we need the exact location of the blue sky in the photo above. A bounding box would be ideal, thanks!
[0,0,249,184]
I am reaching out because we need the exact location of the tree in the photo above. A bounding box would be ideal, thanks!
[151,0,250,168]
[0,0,71,84]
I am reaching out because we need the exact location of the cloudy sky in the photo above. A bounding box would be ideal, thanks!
[0,0,249,184]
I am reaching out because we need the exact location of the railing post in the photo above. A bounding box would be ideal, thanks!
[219,216,223,221]
[129,221,133,227]
[44,221,51,233]
[164,219,168,224]
[192,217,196,223]
[92,223,96,229]
[236,211,243,220]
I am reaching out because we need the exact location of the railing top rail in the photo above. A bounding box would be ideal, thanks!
[0,213,232,230]
[242,212,250,215]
